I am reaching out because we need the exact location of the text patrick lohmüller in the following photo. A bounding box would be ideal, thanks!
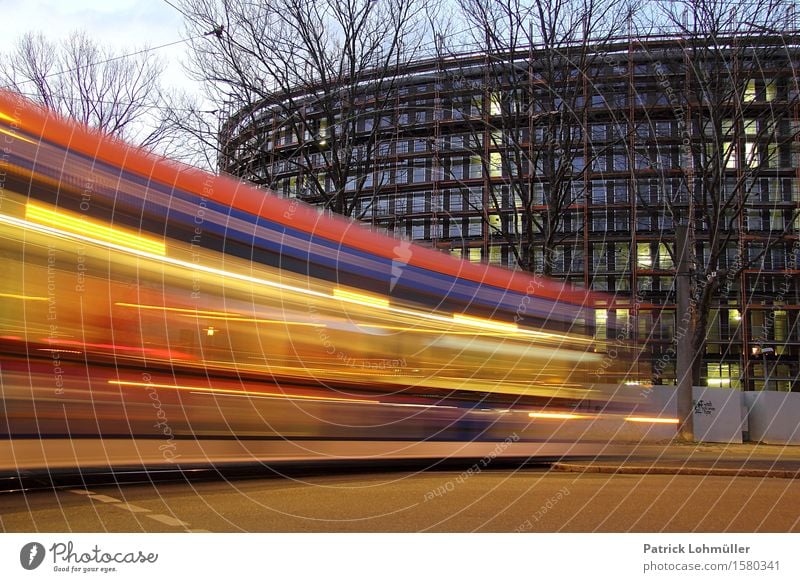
[644,543,750,554]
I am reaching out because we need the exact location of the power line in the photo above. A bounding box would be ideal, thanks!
[0,35,204,92]
[161,0,195,22]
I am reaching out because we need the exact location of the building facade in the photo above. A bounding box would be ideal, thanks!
[220,35,800,392]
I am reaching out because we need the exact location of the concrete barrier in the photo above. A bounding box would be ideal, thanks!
[742,391,800,445]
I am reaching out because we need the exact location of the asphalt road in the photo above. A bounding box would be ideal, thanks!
[2,466,799,532]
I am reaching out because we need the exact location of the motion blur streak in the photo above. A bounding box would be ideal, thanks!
[26,202,167,255]
[625,417,681,424]
[107,380,375,404]
[0,90,660,474]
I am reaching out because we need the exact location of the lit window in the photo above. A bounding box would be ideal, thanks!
[490,152,502,177]
[744,80,756,103]
[488,214,501,234]
[637,243,652,268]
[490,92,502,116]
[595,309,608,340]
[765,79,777,101]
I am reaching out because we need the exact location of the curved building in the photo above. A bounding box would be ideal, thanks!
[220,35,800,392]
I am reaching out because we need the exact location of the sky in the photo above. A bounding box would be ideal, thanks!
[0,0,197,93]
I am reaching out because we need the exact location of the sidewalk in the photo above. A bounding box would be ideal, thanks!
[552,441,800,478]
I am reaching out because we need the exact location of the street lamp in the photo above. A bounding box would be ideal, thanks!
[752,346,775,390]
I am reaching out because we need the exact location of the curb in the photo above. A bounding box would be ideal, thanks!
[551,462,800,479]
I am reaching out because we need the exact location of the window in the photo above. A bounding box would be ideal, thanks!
[489,92,502,116]
[591,124,607,142]
[707,363,741,389]
[744,80,756,102]
[592,183,607,204]
[467,188,482,209]
[488,245,502,264]
[450,219,463,238]
[595,309,608,340]
[612,210,631,231]
[450,158,466,180]
[637,243,653,268]
[489,152,502,177]
[657,243,674,269]
[592,243,609,270]
[375,196,389,216]
[467,217,482,236]
[613,243,630,271]
[488,214,502,235]
[591,211,607,232]
[613,182,628,203]
[411,219,426,240]
[449,191,463,212]
[394,195,409,215]
[411,194,426,213]
[412,162,428,184]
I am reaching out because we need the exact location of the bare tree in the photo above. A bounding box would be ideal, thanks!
[1,31,176,151]
[435,0,636,276]
[636,0,800,387]
[178,0,430,216]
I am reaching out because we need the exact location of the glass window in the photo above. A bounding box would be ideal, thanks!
[411,219,426,240]
[489,152,502,177]
[637,243,653,269]
[707,363,741,389]
[467,217,482,236]
[469,157,483,179]
[657,243,674,269]
[613,243,630,271]
[449,191,463,212]
[412,194,426,213]
[592,183,606,204]
[595,309,608,340]
[450,158,466,180]
[412,163,428,183]
[488,214,501,234]
[592,243,609,270]
[613,182,628,203]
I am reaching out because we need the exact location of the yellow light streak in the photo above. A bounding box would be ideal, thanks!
[452,313,519,333]
[177,314,324,327]
[625,416,680,424]
[0,111,17,123]
[333,288,390,308]
[0,127,36,145]
[114,302,235,317]
[0,292,48,301]
[528,411,587,420]
[107,380,373,404]
[26,202,166,256]
[2,210,592,349]
[37,348,83,354]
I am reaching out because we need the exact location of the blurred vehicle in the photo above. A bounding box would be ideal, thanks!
[0,91,651,474]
